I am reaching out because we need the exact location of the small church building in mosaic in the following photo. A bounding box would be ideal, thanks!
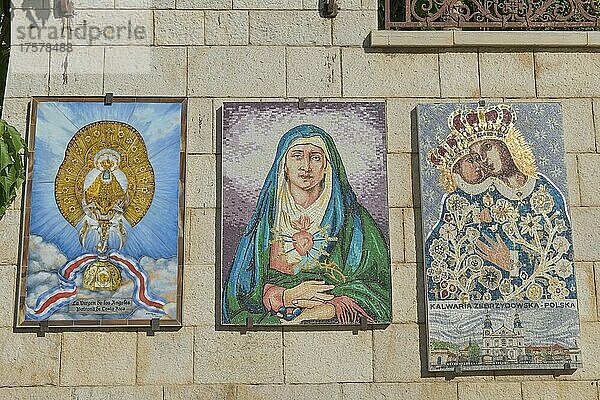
[429,313,582,370]
[481,314,525,364]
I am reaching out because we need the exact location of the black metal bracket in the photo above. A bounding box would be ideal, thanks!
[37,321,49,338]
[321,0,338,18]
[104,92,113,106]
[360,315,368,329]
[59,0,76,17]
[298,98,306,110]
[352,315,369,335]
[241,316,254,335]
[146,318,160,336]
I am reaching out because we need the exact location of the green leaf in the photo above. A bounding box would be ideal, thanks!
[14,175,24,190]
[8,130,26,154]
[0,175,10,200]
[0,138,8,171]
[6,162,17,182]
[0,120,27,217]
[0,0,20,219]
[0,4,14,222]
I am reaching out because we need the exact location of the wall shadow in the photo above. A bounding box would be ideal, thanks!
[214,106,225,330]
[12,101,31,333]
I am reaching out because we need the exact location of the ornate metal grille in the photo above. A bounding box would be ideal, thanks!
[383,0,600,29]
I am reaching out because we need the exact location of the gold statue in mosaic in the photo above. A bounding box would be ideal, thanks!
[55,121,155,290]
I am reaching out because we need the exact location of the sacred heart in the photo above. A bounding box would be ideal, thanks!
[291,215,314,256]
[292,230,314,256]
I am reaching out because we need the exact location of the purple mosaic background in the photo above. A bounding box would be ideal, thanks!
[221,102,389,276]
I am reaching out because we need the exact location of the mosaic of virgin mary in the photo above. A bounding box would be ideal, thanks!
[425,104,576,304]
[222,124,391,325]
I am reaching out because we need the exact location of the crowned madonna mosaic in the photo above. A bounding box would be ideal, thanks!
[417,102,582,371]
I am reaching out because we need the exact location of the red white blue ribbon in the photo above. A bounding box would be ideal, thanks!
[109,253,167,314]
[26,252,166,320]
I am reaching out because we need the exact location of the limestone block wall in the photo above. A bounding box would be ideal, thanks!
[0,0,599,399]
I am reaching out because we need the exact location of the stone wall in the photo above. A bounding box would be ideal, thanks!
[1,0,599,399]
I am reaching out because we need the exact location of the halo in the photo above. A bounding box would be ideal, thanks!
[55,120,155,227]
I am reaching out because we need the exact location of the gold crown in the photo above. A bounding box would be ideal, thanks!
[428,104,537,192]
[428,104,516,170]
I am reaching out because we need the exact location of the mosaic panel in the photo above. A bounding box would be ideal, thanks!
[16,97,186,329]
[221,102,391,326]
[417,102,582,371]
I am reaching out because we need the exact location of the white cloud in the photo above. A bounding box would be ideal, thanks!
[26,272,58,307]
[26,235,180,321]
[27,235,68,274]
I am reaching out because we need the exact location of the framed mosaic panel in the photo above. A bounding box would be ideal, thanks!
[417,103,581,371]
[221,102,391,326]
[418,102,582,372]
[16,97,186,329]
